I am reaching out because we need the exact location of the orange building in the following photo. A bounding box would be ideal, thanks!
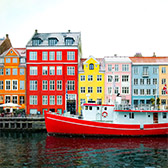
[0,47,26,112]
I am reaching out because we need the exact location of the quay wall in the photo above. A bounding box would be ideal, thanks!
[0,117,46,131]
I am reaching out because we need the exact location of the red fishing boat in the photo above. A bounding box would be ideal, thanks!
[45,100,168,137]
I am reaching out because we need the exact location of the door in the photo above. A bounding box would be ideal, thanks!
[42,108,48,116]
[67,100,76,115]
[153,113,158,123]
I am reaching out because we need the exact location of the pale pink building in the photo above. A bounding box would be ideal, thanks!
[104,56,132,105]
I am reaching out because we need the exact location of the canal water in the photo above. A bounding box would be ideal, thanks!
[0,132,167,168]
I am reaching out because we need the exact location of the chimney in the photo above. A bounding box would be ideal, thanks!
[114,54,117,57]
[35,29,38,34]
[153,52,156,57]
[6,34,9,39]
[134,53,142,57]
[68,30,71,33]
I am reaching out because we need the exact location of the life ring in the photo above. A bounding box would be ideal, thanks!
[102,111,108,118]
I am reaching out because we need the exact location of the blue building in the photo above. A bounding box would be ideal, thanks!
[130,56,159,106]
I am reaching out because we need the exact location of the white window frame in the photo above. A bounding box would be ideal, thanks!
[122,87,129,94]
[97,87,102,93]
[107,75,113,83]
[12,68,17,75]
[29,95,37,105]
[49,66,55,75]
[0,81,3,90]
[88,87,93,93]
[5,80,11,90]
[80,75,85,81]
[30,80,37,90]
[12,80,18,90]
[67,51,75,60]
[49,51,55,60]
[6,68,10,75]
[122,64,129,71]
[122,75,129,82]
[57,80,62,90]
[50,80,55,90]
[0,69,4,75]
[20,80,25,90]
[67,66,75,75]
[42,66,48,75]
[97,75,102,81]
[67,80,75,90]
[57,66,62,75]
[6,58,11,63]
[57,51,62,60]
[42,80,48,90]
[12,95,18,104]
[42,52,48,61]
[29,52,37,60]
[20,69,24,75]
[30,67,37,75]
[88,75,93,81]
[57,95,62,105]
[50,95,55,105]
[13,58,17,63]
[42,95,48,105]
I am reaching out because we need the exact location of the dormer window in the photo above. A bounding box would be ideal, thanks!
[20,58,26,63]
[89,63,94,70]
[48,38,58,46]
[65,37,74,46]
[32,38,42,46]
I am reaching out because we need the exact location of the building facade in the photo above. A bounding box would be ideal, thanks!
[78,56,105,113]
[104,56,132,104]
[26,30,81,115]
[0,47,26,112]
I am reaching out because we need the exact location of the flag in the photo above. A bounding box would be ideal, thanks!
[163,84,167,94]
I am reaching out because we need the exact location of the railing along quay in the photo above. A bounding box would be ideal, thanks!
[0,116,46,131]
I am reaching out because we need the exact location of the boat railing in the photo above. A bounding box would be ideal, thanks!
[114,104,166,111]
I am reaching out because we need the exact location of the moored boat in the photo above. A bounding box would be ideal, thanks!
[45,100,168,137]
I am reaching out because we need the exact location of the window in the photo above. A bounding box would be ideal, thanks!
[49,66,55,75]
[97,75,102,81]
[50,96,55,105]
[153,67,157,74]
[161,99,166,105]
[115,64,119,71]
[140,79,144,85]
[68,81,75,90]
[20,96,24,104]
[12,68,17,75]
[6,58,10,63]
[30,67,37,75]
[146,89,151,95]
[20,58,25,63]
[67,67,75,75]
[0,69,4,75]
[115,75,119,82]
[97,99,102,104]
[67,51,75,60]
[122,75,129,82]
[122,64,129,71]
[140,89,145,95]
[108,75,113,82]
[134,89,138,95]
[30,81,37,90]
[153,89,156,95]
[6,68,10,75]
[88,87,93,93]
[12,80,18,90]
[115,87,119,94]
[97,87,102,93]
[162,79,166,84]
[80,75,85,81]
[134,79,138,85]
[30,96,37,105]
[42,96,48,105]
[42,80,48,90]
[5,80,11,90]
[65,38,74,45]
[143,67,148,75]
[0,81,3,90]
[153,78,157,85]
[20,81,24,90]
[13,58,17,63]
[12,96,17,104]
[80,99,86,105]
[88,75,93,81]
[162,89,166,95]
[29,52,37,60]
[163,112,167,119]
[57,80,62,90]
[57,66,62,75]
[48,38,58,46]
[5,96,11,103]
[57,51,62,60]
[42,66,48,75]
[129,113,134,119]
[0,58,4,63]
[134,67,138,74]
[80,87,85,93]
[42,52,48,60]
[108,87,112,94]
[122,87,129,94]
[30,109,37,114]
[50,80,55,90]
[89,64,94,70]
[57,96,62,105]
[20,69,24,75]
[32,38,41,46]
[147,79,151,85]
[162,67,166,74]
[49,51,55,60]
[108,65,112,72]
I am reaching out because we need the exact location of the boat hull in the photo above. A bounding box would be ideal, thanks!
[45,112,168,137]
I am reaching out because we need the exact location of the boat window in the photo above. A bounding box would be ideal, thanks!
[129,113,134,119]
[124,115,127,117]
[89,106,92,110]
[163,112,167,119]
[148,115,150,117]
[85,106,88,110]
[104,107,107,110]
[97,107,99,110]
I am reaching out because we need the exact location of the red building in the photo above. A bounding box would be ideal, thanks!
[26,30,82,115]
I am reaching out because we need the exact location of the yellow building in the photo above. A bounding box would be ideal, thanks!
[159,60,168,109]
[78,56,105,114]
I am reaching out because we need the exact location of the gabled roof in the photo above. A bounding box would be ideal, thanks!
[104,56,131,63]
[0,47,26,57]
[129,57,168,64]
[83,55,100,64]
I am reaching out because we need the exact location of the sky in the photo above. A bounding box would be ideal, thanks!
[1,0,168,58]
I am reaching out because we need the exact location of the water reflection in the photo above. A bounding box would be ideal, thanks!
[0,132,167,168]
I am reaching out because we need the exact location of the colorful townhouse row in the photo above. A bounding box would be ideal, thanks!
[0,31,168,115]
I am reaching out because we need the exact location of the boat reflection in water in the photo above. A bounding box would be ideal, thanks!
[45,135,168,167]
